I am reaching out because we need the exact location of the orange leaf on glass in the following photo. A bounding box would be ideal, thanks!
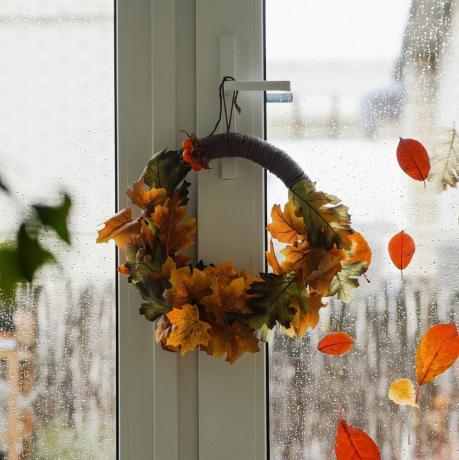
[335,418,381,460]
[416,323,459,401]
[317,332,355,356]
[388,231,415,276]
[396,138,431,183]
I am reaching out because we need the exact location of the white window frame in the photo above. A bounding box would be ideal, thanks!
[117,1,266,459]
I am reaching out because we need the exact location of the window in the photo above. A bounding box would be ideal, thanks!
[0,1,115,458]
[267,0,459,458]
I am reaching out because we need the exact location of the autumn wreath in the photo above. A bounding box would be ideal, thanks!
[97,132,371,363]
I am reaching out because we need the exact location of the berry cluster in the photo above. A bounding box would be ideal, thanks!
[182,137,204,171]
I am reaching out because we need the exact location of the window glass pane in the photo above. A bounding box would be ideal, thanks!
[267,1,458,458]
[0,1,115,458]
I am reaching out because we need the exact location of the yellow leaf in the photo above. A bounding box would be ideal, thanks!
[127,179,167,208]
[267,201,306,244]
[388,379,418,408]
[164,266,210,307]
[151,194,196,256]
[166,304,211,355]
[266,240,282,275]
[204,262,239,285]
[96,208,141,249]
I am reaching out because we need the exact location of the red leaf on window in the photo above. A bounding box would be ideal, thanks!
[388,231,415,275]
[396,138,431,182]
[317,332,355,356]
[335,418,381,460]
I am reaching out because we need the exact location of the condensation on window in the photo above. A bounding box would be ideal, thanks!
[0,1,115,458]
[267,1,459,458]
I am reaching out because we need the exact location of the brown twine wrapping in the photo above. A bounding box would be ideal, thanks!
[198,133,309,189]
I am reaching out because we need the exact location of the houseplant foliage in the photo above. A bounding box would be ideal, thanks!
[97,132,371,363]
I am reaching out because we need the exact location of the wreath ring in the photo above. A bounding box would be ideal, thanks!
[97,89,371,363]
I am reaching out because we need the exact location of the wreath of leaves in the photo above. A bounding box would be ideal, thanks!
[97,141,371,363]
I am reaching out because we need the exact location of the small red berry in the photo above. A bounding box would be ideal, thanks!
[182,138,193,150]
[191,161,203,171]
[182,149,193,164]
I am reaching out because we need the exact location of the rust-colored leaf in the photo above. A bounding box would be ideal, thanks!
[166,304,211,355]
[151,194,196,256]
[388,231,415,272]
[335,418,381,460]
[96,208,141,249]
[397,137,431,182]
[344,231,372,268]
[317,331,355,356]
[416,323,459,388]
[267,201,306,244]
[164,266,211,307]
[127,179,166,208]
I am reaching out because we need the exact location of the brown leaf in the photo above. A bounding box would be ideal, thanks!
[290,295,324,337]
[96,208,141,249]
[127,179,166,208]
[164,266,211,307]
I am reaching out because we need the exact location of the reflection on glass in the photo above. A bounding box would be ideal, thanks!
[0,1,115,458]
[267,0,458,458]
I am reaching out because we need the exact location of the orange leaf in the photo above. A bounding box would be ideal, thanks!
[127,179,166,208]
[317,332,355,356]
[266,240,282,275]
[308,247,344,297]
[388,231,415,271]
[416,323,459,388]
[151,194,196,256]
[290,295,324,338]
[96,208,141,249]
[335,418,381,460]
[164,266,210,307]
[267,201,306,244]
[166,304,211,355]
[204,262,242,285]
[396,137,431,182]
[344,231,372,268]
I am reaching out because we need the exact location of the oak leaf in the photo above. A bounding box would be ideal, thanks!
[166,304,211,355]
[329,262,366,303]
[388,379,418,408]
[96,208,141,249]
[267,201,306,244]
[289,179,352,250]
[164,266,211,307]
[335,418,381,460]
[127,179,166,208]
[317,331,355,356]
[416,323,459,387]
[151,194,196,256]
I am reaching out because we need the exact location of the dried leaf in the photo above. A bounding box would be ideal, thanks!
[280,240,321,286]
[396,137,431,182]
[344,231,372,268]
[317,331,355,356]
[267,201,306,244]
[166,304,211,355]
[335,418,381,460]
[429,128,459,191]
[289,294,324,337]
[416,323,459,387]
[151,194,196,256]
[127,179,166,208]
[266,240,282,275]
[388,379,418,408]
[289,179,352,250]
[329,262,366,303]
[388,231,415,272]
[96,208,141,249]
[164,266,210,307]
[308,247,344,297]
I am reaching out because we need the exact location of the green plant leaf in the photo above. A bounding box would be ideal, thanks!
[329,261,366,303]
[33,193,72,244]
[0,242,22,301]
[247,273,296,330]
[142,148,191,194]
[288,179,352,250]
[17,224,54,281]
[139,298,171,322]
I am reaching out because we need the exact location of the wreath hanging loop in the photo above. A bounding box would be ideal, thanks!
[97,92,371,363]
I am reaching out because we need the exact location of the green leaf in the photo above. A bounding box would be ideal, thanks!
[329,261,366,303]
[142,148,191,194]
[247,273,296,330]
[17,224,54,282]
[288,180,352,250]
[139,298,171,322]
[0,242,22,302]
[33,193,72,244]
